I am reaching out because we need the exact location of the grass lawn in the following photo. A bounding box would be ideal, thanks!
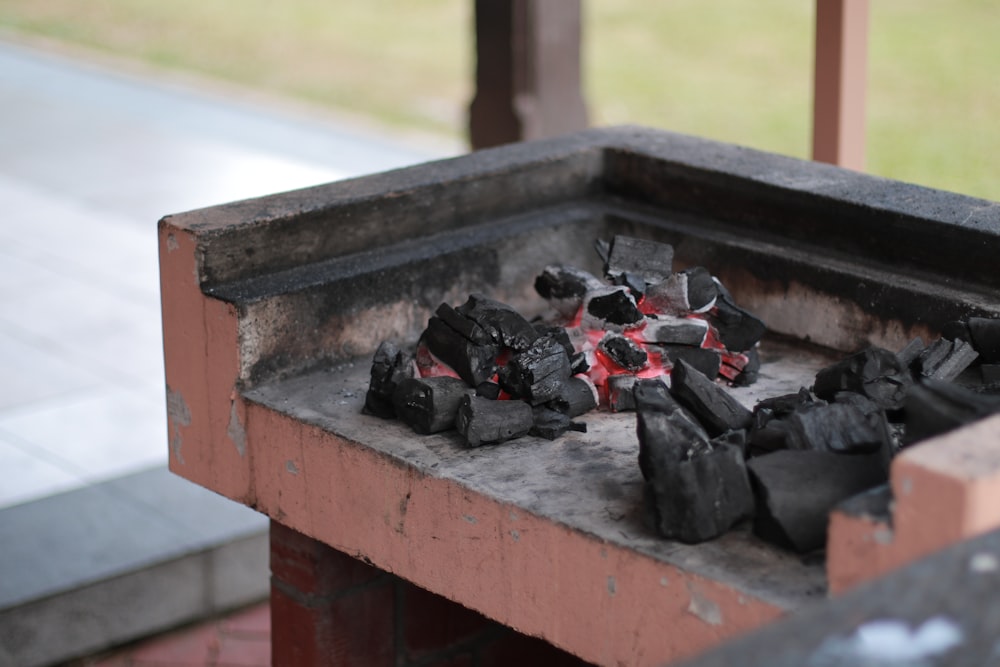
[1,0,997,200]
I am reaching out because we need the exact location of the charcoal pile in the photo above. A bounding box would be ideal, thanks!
[363,234,767,448]
[636,319,1000,552]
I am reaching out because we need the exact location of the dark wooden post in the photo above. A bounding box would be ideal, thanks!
[469,0,589,150]
[812,0,869,170]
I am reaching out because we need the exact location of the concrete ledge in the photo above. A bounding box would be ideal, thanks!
[0,466,269,667]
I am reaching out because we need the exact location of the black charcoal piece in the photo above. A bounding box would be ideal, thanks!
[530,406,586,440]
[643,273,689,314]
[896,336,926,368]
[455,293,539,351]
[497,335,572,405]
[455,395,534,447]
[661,345,721,380]
[534,265,603,317]
[422,316,498,387]
[620,272,646,299]
[548,376,598,417]
[753,387,816,428]
[434,303,492,345]
[708,286,767,352]
[813,346,911,411]
[584,287,643,328]
[747,450,887,553]
[968,317,1000,363]
[731,346,761,387]
[680,267,718,312]
[598,333,647,371]
[532,324,575,359]
[918,338,979,382]
[476,381,501,400]
[902,378,1000,446]
[363,341,416,418]
[711,429,748,452]
[570,351,589,375]
[670,359,752,436]
[603,235,674,285]
[636,385,755,543]
[608,374,638,412]
[783,402,890,455]
[636,315,709,346]
[391,376,470,434]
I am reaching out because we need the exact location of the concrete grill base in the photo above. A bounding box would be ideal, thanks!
[159,126,1000,665]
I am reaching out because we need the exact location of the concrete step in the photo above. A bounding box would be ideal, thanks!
[0,466,268,667]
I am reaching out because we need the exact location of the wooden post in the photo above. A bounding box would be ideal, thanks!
[469,0,588,150]
[812,0,869,170]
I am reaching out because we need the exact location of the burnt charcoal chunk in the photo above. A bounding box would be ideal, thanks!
[633,378,682,416]
[621,272,646,299]
[637,398,754,543]
[455,395,534,447]
[392,376,470,434]
[753,387,816,428]
[784,402,889,455]
[915,338,979,382]
[670,359,753,436]
[661,345,721,379]
[709,290,766,352]
[731,346,761,386]
[598,333,647,371]
[585,288,643,327]
[548,376,598,417]
[608,374,638,412]
[476,381,501,400]
[422,317,498,387]
[902,378,1000,446]
[813,346,911,411]
[530,406,586,440]
[498,335,572,405]
[534,265,602,317]
[533,323,575,359]
[637,316,709,346]
[896,337,926,368]
[680,267,718,312]
[643,273,689,314]
[748,450,887,553]
[455,294,539,351]
[434,303,492,345]
[968,317,1000,363]
[603,235,674,285]
[570,351,589,375]
[363,341,416,418]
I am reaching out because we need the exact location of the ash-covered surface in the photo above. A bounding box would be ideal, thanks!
[243,337,838,610]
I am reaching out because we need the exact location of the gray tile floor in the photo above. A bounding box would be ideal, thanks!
[0,40,454,509]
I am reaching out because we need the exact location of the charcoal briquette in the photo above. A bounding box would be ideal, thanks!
[636,387,754,543]
[534,265,603,317]
[598,333,648,371]
[708,289,767,352]
[603,235,674,285]
[548,375,598,417]
[747,449,887,553]
[584,287,644,328]
[363,341,416,419]
[392,376,471,434]
[669,359,753,436]
[661,345,721,379]
[497,335,572,405]
[636,315,709,346]
[813,346,911,411]
[455,293,539,351]
[455,395,534,447]
[421,316,498,387]
[608,374,638,412]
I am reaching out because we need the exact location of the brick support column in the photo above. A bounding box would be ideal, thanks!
[269,521,586,667]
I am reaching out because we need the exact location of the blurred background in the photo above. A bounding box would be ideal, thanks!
[2,0,998,198]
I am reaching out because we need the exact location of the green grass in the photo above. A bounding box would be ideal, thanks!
[2,0,997,200]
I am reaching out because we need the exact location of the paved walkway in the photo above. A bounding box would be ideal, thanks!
[0,39,453,509]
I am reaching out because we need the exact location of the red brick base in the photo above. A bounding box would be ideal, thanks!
[270,521,588,667]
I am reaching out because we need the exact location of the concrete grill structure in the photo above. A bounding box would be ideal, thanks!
[160,126,1000,665]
